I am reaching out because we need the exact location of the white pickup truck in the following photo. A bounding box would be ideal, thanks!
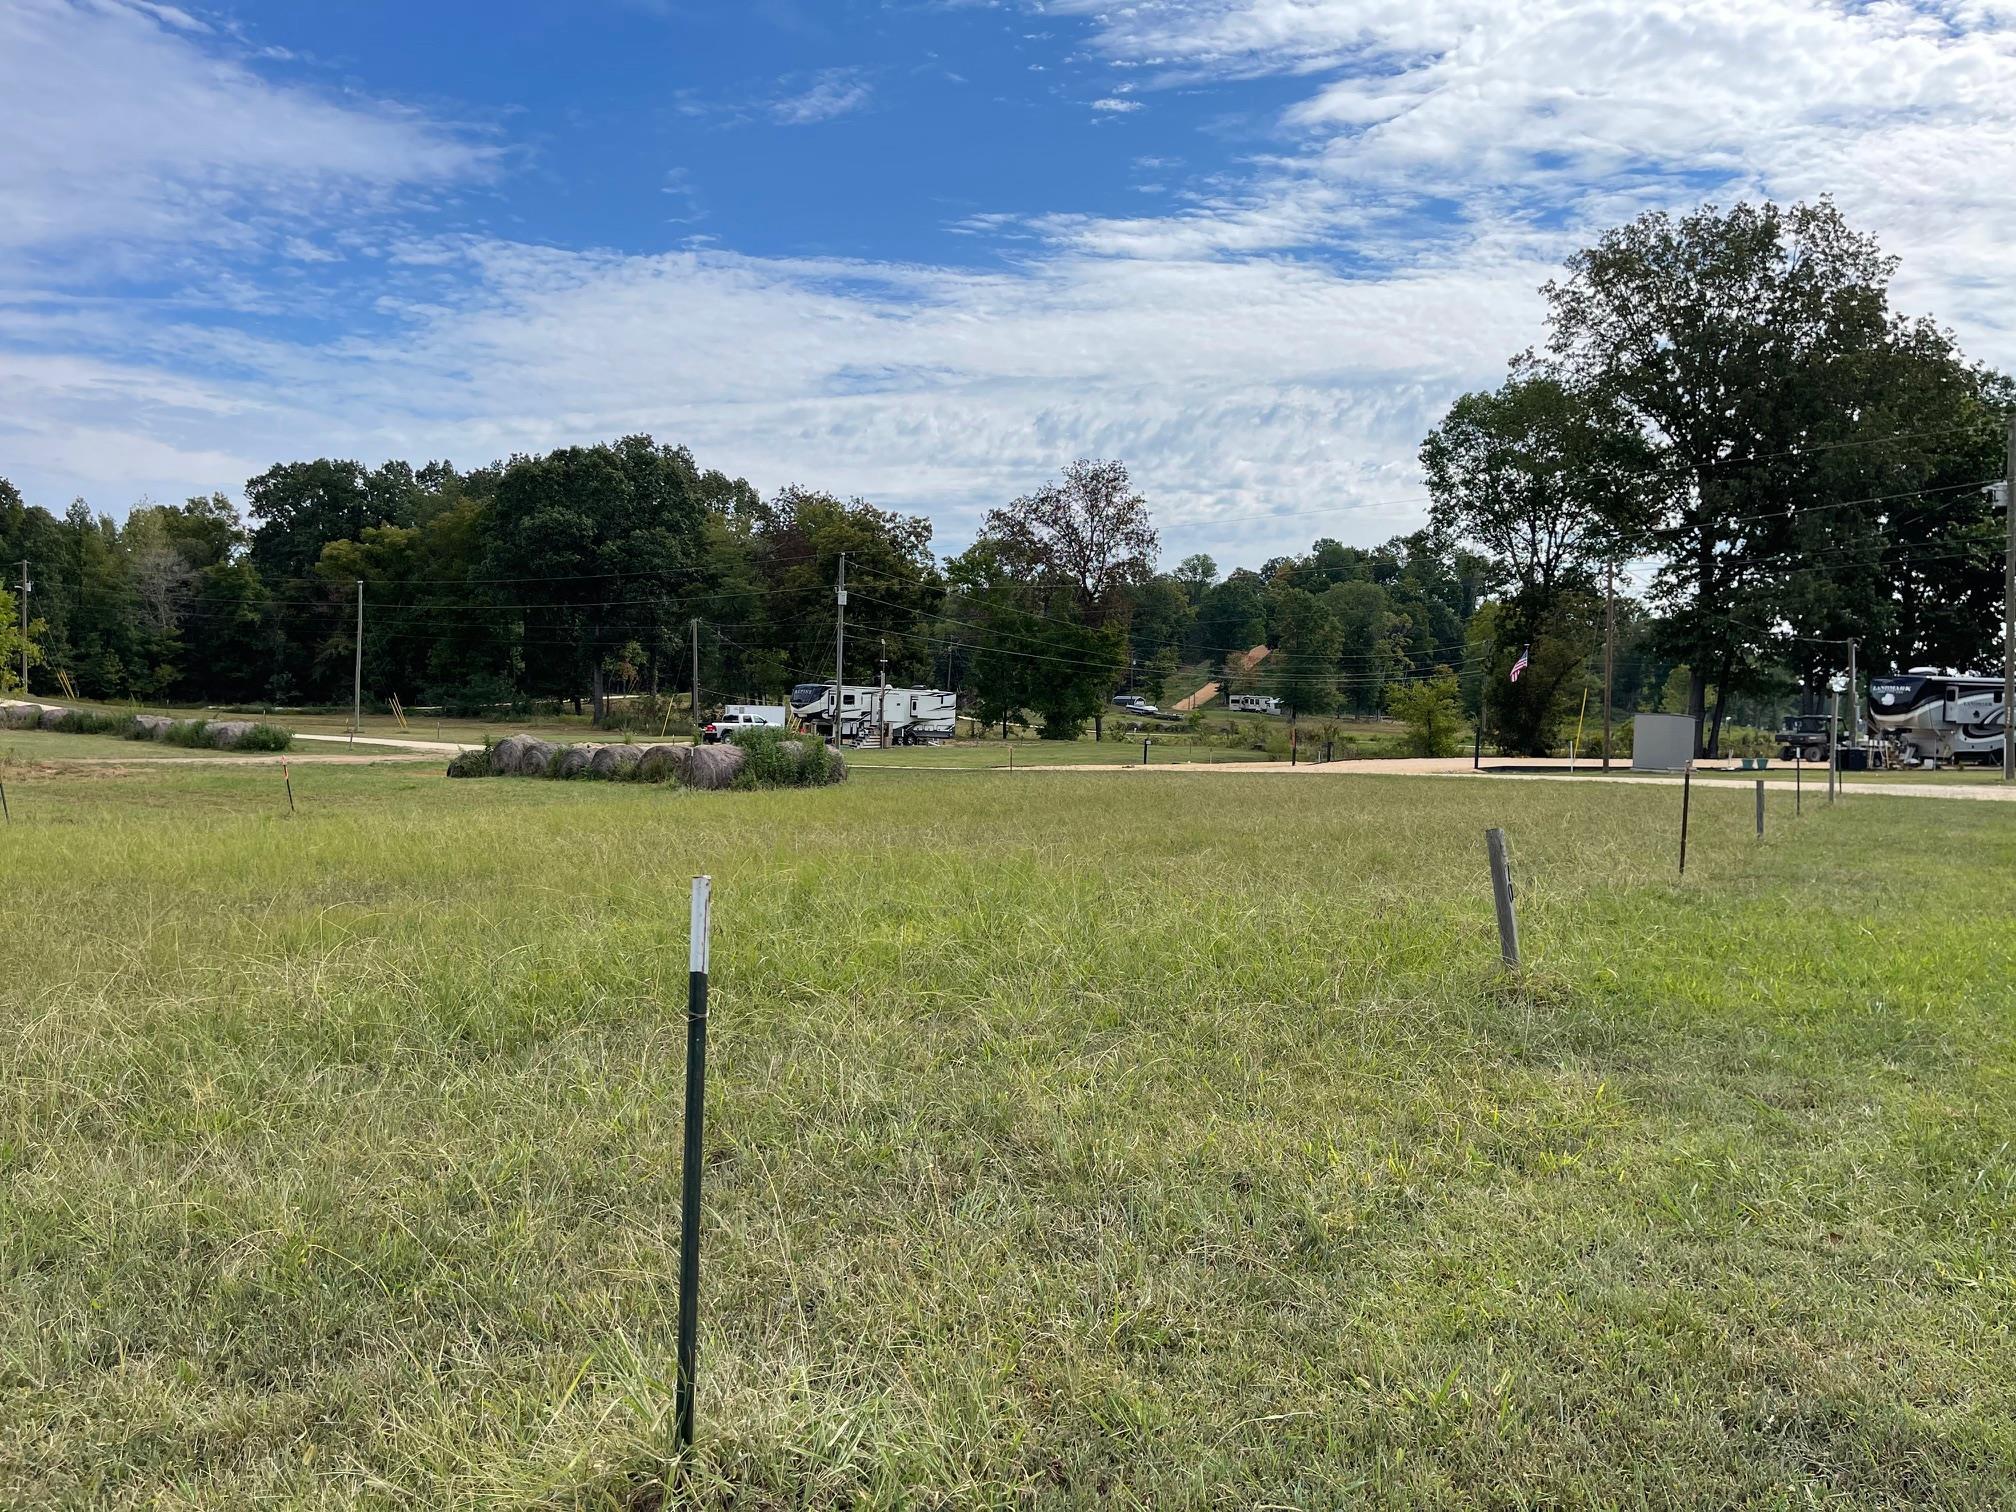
[701,704,787,743]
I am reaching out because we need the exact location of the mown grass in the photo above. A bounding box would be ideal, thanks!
[1,763,2013,1506]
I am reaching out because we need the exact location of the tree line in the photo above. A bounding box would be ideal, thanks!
[3,199,2006,754]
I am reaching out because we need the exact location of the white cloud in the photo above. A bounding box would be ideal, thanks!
[5,0,2016,569]
[1091,97,1144,112]
[0,0,488,279]
[769,68,876,124]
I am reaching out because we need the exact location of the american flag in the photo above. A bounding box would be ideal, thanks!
[1508,644,1530,682]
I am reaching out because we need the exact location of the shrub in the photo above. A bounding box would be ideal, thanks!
[445,747,493,778]
[161,719,212,748]
[53,710,132,736]
[227,723,293,752]
[731,726,843,788]
[1722,723,1775,759]
[1386,669,1466,758]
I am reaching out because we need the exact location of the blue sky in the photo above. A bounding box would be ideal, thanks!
[4,0,2015,565]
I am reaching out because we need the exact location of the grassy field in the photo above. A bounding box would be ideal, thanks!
[847,740,1274,769]
[48,695,1417,765]
[3,761,2014,1505]
[51,697,648,749]
[3,730,205,763]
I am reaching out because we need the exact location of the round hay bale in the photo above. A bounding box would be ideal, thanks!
[489,733,535,773]
[556,744,601,780]
[678,742,746,790]
[132,714,173,739]
[36,705,71,730]
[636,743,693,784]
[207,720,256,749]
[589,743,643,779]
[0,702,42,729]
[511,738,559,777]
[445,748,492,778]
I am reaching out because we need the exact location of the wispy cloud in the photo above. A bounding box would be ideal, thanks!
[769,67,876,124]
[1091,97,1143,113]
[0,0,489,281]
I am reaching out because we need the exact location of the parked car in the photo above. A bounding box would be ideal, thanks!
[702,704,787,743]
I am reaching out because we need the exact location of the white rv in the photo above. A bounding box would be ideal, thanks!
[1229,694,1283,715]
[790,683,957,745]
[1868,670,2007,765]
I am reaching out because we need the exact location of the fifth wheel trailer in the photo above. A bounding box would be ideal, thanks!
[1868,670,2008,765]
[789,683,958,744]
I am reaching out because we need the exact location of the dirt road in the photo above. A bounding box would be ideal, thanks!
[1009,756,2016,802]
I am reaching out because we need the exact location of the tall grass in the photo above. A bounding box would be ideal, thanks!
[0,764,2011,1504]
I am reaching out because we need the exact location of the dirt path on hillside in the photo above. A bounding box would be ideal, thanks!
[1173,645,1271,712]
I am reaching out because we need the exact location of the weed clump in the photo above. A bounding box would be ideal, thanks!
[445,747,492,779]
[160,719,212,748]
[224,723,292,752]
[52,710,131,736]
[730,726,845,788]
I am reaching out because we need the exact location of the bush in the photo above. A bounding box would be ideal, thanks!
[1386,669,1466,758]
[1721,723,1775,759]
[445,746,493,778]
[731,726,844,788]
[53,710,132,736]
[227,723,293,752]
[161,719,212,748]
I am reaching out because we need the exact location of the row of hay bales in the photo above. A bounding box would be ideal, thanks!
[0,701,291,750]
[449,732,843,789]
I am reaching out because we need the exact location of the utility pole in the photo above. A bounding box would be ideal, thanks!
[1828,674,1841,804]
[832,552,847,750]
[690,617,701,744]
[16,561,28,696]
[2004,416,2014,781]
[1602,561,1615,771]
[1846,637,1858,755]
[877,640,889,749]
[352,579,363,740]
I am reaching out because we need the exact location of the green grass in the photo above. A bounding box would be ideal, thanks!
[1,731,232,763]
[2,762,2013,1505]
[52,697,667,750]
[0,732,426,765]
[847,740,1275,769]
[1515,763,2010,789]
